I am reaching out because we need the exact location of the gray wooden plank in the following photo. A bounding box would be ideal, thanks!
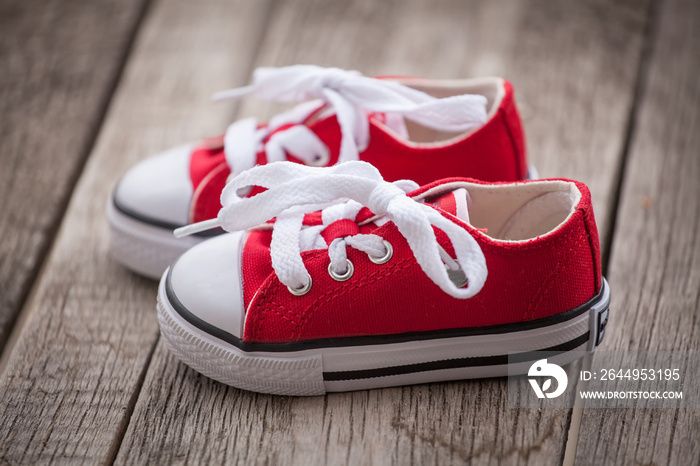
[0,0,148,354]
[0,0,272,463]
[575,0,700,463]
[116,1,650,464]
[504,0,652,245]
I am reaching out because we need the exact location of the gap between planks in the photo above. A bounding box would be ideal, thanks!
[114,1,650,464]
[573,0,700,462]
[0,0,151,356]
[561,0,661,462]
[0,0,275,463]
[0,0,153,378]
[104,0,279,460]
[0,1,652,464]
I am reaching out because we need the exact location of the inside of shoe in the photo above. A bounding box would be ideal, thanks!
[422,180,582,241]
[394,77,504,144]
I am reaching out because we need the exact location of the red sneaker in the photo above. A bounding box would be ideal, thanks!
[157,161,609,395]
[108,65,530,278]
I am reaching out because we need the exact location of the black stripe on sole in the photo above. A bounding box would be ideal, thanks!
[165,265,605,354]
[322,332,590,381]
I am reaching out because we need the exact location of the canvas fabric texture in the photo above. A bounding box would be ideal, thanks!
[238,178,602,344]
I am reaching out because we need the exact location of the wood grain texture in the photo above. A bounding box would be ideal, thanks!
[503,0,651,248]
[0,0,271,463]
[575,0,700,463]
[0,0,147,353]
[119,346,583,465]
[115,1,649,464]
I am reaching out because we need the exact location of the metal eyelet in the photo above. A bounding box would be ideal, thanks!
[368,240,393,264]
[307,147,330,167]
[328,260,354,282]
[235,185,253,197]
[287,275,312,296]
[447,268,469,288]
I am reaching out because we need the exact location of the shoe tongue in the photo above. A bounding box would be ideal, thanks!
[431,188,472,223]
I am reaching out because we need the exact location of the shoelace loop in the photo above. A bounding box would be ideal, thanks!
[212,65,488,177]
[176,161,488,299]
[367,182,408,214]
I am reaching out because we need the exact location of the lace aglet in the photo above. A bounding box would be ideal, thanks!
[212,85,256,102]
[174,218,221,238]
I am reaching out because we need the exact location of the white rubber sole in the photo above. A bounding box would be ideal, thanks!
[158,271,610,396]
[107,199,205,279]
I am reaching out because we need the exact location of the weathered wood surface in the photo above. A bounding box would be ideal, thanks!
[575,0,700,463]
[4,0,694,464]
[113,1,649,465]
[0,0,272,463]
[0,0,147,353]
[504,0,652,249]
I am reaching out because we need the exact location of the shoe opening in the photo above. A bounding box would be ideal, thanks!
[422,180,582,241]
[389,76,504,144]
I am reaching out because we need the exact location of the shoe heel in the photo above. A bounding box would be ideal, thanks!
[587,277,610,351]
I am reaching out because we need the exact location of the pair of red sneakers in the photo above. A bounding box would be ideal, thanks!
[110,66,609,395]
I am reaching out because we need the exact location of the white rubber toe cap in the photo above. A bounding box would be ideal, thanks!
[114,144,194,225]
[169,231,247,338]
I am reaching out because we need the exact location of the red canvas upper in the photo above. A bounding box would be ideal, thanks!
[188,80,527,223]
[239,177,602,344]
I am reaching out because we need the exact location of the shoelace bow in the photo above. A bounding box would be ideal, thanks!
[176,161,488,300]
[213,65,488,176]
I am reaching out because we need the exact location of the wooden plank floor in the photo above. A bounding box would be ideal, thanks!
[0,0,697,464]
[575,0,700,463]
[0,0,148,353]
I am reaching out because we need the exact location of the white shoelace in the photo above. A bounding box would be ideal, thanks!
[176,161,488,300]
[213,65,489,176]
